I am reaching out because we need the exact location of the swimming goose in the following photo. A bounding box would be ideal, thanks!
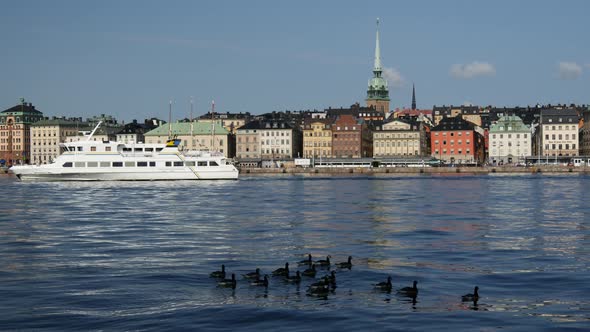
[375,276,393,291]
[302,264,317,277]
[315,255,331,267]
[272,262,289,276]
[321,271,337,288]
[210,264,226,278]
[286,271,302,283]
[398,280,418,297]
[250,275,269,287]
[309,276,331,290]
[462,286,479,302]
[243,268,261,279]
[307,284,330,297]
[336,256,352,269]
[298,254,313,266]
[217,273,236,289]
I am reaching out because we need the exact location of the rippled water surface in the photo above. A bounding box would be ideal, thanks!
[1,174,589,331]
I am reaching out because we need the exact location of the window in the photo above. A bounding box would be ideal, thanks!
[125,162,135,167]
[210,161,219,166]
[185,161,195,166]
[113,162,123,167]
[75,162,85,167]
[145,147,153,152]
[105,146,111,152]
[87,162,98,167]
[173,161,183,167]
[166,161,172,167]
[198,161,207,167]
[149,162,156,167]
[90,146,96,152]
[137,161,148,167]
[63,162,73,167]
[100,162,110,167]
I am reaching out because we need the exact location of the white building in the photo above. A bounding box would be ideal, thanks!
[489,115,531,165]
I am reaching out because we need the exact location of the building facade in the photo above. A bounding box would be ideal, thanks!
[0,100,44,165]
[302,118,333,159]
[579,108,590,156]
[144,122,231,157]
[332,115,372,158]
[488,115,531,165]
[373,119,429,157]
[31,118,85,165]
[235,120,302,160]
[430,116,485,164]
[536,109,579,158]
[365,19,390,115]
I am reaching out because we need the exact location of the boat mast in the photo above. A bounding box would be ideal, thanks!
[168,100,173,140]
[190,97,194,150]
[211,100,215,152]
[87,121,103,141]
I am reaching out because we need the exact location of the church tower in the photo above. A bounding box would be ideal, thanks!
[411,83,416,110]
[366,18,390,115]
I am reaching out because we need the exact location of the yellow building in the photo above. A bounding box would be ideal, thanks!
[302,119,333,159]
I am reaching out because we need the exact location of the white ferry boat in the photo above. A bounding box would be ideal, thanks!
[10,123,238,181]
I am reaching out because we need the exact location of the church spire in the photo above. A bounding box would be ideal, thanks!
[374,18,382,72]
[366,18,390,115]
[411,83,416,110]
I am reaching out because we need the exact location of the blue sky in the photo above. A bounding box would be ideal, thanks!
[1,0,588,122]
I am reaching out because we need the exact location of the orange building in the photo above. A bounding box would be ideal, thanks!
[0,99,44,165]
[430,116,485,165]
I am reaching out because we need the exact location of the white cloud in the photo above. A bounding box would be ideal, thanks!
[450,61,496,79]
[558,62,583,80]
[383,67,404,87]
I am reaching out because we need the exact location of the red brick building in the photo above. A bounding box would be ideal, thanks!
[331,114,372,158]
[0,100,44,166]
[430,116,485,165]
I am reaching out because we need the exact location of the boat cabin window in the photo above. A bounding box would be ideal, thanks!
[77,147,83,152]
[67,147,75,152]
[90,147,96,152]
[209,161,219,166]
[63,162,73,167]
[145,148,153,152]
[113,162,123,167]
[123,148,132,152]
[185,161,195,166]
[100,162,110,167]
[134,148,142,152]
[105,147,111,152]
[137,161,148,167]
[165,161,172,167]
[87,162,98,167]
[75,162,85,167]
[198,161,207,167]
[125,162,135,167]
[156,148,163,152]
[149,161,156,167]
[173,161,183,167]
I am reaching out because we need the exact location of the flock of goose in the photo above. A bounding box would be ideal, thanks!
[209,254,480,303]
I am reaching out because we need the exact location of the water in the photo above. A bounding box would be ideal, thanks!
[1,174,589,331]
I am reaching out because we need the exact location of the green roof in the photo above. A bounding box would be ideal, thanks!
[144,121,229,136]
[489,115,530,133]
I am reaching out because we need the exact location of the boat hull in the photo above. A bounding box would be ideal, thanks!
[10,166,238,181]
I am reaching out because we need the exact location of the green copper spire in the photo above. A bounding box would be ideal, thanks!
[366,18,389,102]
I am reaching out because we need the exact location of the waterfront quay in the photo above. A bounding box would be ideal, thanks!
[240,165,590,176]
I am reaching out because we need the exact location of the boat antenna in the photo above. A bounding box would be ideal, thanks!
[87,120,102,141]
[168,99,173,139]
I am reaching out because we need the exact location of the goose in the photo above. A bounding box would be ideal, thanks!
[375,276,393,291]
[321,271,337,288]
[315,255,331,267]
[250,275,269,287]
[243,268,261,279]
[462,286,479,302]
[302,264,317,277]
[286,271,302,283]
[398,280,418,297]
[307,284,330,297]
[210,264,226,279]
[217,273,236,289]
[336,256,352,269]
[272,262,289,276]
[309,276,331,290]
[298,254,313,266]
